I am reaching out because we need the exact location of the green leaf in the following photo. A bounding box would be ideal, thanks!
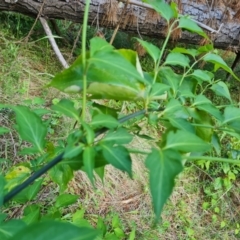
[62,155,84,171]
[49,164,73,192]
[24,204,40,216]
[72,209,85,223]
[163,99,187,118]
[203,53,234,75]
[9,221,99,240]
[211,133,221,155]
[136,38,160,63]
[223,106,240,123]
[97,217,107,237]
[193,95,211,105]
[198,44,214,53]
[158,67,181,96]
[196,104,222,121]
[82,123,95,145]
[87,50,148,100]
[192,95,223,120]
[19,147,43,155]
[223,106,240,133]
[170,2,178,18]
[210,81,232,102]
[83,146,96,185]
[0,213,7,223]
[22,206,40,225]
[118,49,144,77]
[33,108,51,116]
[179,17,207,38]
[102,128,133,144]
[105,233,119,240]
[32,97,46,105]
[25,179,43,201]
[112,215,120,228]
[55,194,79,208]
[164,52,190,68]
[101,144,132,177]
[90,37,114,56]
[128,228,136,240]
[13,179,43,203]
[143,0,174,23]
[190,69,213,83]
[49,49,148,100]
[149,83,170,100]
[42,210,61,221]
[94,166,105,181]
[145,149,183,221]
[168,118,195,133]
[148,112,159,125]
[114,228,125,238]
[51,99,80,120]
[194,110,213,142]
[0,220,26,240]
[49,55,84,93]
[91,114,119,129]
[92,102,118,118]
[73,219,92,228]
[0,127,10,135]
[12,106,47,152]
[171,47,198,58]
[164,130,211,152]
[178,77,197,97]
[0,175,5,206]
[64,144,83,159]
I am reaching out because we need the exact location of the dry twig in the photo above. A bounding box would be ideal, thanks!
[39,17,69,69]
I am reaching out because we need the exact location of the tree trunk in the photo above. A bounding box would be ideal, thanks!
[0,0,240,50]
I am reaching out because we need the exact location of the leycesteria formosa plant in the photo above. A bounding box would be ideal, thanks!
[1,0,240,239]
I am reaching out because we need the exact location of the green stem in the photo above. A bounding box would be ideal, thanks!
[146,21,178,109]
[186,156,240,165]
[179,51,211,88]
[127,150,240,165]
[153,21,178,84]
[179,58,200,87]
[216,103,239,109]
[200,79,221,95]
[191,123,216,129]
[81,0,91,121]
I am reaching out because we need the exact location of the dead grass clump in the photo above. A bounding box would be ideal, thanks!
[68,153,153,226]
[102,0,119,26]
[145,9,161,25]
[170,20,182,42]
[234,9,240,22]
[134,42,146,57]
[122,8,138,29]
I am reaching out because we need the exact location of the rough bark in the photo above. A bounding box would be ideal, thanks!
[0,0,240,50]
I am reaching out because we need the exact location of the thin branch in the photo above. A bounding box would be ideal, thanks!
[23,0,46,42]
[69,25,82,62]
[39,17,69,69]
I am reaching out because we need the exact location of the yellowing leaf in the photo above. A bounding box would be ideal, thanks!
[5,166,31,180]
[5,166,31,191]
